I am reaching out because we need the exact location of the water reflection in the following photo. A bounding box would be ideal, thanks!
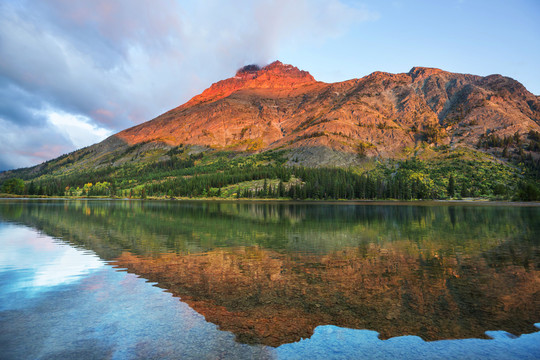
[0,225,104,302]
[0,199,539,347]
[0,223,274,359]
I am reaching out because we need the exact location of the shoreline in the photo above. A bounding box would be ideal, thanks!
[1,194,539,206]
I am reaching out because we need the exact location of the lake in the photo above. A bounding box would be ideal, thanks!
[0,199,539,359]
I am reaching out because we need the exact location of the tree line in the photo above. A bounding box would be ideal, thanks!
[2,150,539,201]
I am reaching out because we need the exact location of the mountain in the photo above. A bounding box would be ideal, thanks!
[1,61,540,199]
[76,60,540,167]
[114,61,540,164]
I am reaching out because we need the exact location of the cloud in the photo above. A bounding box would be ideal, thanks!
[46,110,112,149]
[0,0,376,171]
[0,80,47,127]
[0,117,73,171]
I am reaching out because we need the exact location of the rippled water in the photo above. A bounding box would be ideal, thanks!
[0,199,539,359]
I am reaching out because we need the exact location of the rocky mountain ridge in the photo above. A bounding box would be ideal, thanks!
[112,61,539,165]
[2,61,539,181]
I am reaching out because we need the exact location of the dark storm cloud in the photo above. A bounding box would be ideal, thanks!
[0,0,375,171]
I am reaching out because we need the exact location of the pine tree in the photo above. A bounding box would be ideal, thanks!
[460,183,469,198]
[277,180,284,198]
[447,174,455,198]
[262,179,268,197]
[28,181,36,195]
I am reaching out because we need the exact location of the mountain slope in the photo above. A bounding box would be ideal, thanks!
[8,60,540,172]
[114,61,540,155]
[1,61,539,200]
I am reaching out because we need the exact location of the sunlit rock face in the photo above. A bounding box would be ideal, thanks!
[113,61,540,160]
[185,61,317,106]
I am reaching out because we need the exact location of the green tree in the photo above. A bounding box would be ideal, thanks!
[447,174,455,198]
[1,178,25,195]
[28,181,36,195]
[277,180,285,198]
[516,181,539,201]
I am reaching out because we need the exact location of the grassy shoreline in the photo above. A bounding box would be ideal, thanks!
[1,193,539,206]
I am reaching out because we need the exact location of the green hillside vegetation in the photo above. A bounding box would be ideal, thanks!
[1,137,539,201]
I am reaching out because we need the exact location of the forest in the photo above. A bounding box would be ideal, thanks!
[1,142,539,201]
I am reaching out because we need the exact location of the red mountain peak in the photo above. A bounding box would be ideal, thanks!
[183,61,316,107]
[258,60,315,82]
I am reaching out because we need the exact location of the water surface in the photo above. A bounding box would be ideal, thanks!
[0,199,539,359]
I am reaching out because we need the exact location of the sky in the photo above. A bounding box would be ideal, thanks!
[0,0,539,171]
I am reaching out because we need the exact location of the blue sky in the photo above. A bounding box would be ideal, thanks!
[0,0,539,171]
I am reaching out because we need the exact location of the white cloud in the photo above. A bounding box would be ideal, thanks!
[46,110,112,149]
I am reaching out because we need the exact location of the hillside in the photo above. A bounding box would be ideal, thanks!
[1,61,540,200]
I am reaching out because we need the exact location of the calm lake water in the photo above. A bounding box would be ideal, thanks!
[0,199,539,359]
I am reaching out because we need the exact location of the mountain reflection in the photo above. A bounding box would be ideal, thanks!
[1,200,539,347]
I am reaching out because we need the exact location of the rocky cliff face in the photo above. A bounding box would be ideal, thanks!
[113,61,540,162]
